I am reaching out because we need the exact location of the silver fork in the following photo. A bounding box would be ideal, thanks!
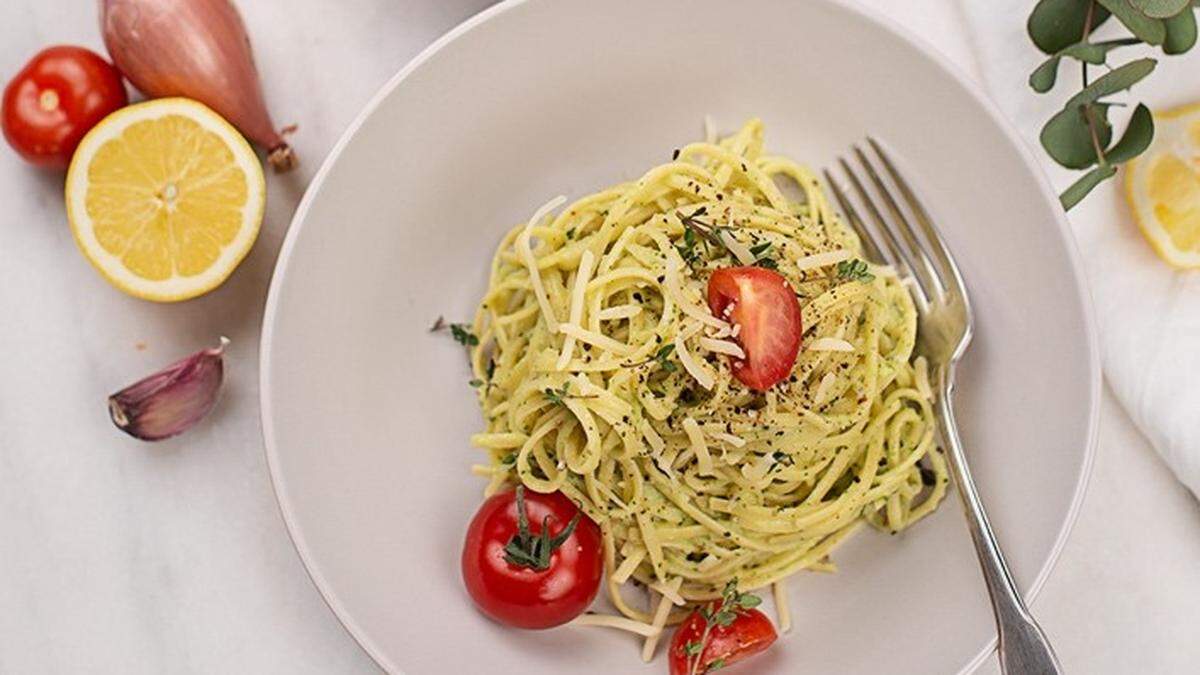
[824,140,1063,675]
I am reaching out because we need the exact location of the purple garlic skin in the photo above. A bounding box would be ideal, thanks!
[108,337,228,441]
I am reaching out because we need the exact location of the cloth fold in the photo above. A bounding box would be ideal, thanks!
[956,0,1200,496]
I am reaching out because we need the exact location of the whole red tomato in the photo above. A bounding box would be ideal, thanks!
[2,46,127,168]
[461,486,603,629]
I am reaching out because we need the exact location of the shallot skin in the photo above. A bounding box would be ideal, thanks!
[99,0,296,171]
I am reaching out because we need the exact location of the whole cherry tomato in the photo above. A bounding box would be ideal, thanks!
[707,266,804,391]
[461,486,603,629]
[2,46,127,168]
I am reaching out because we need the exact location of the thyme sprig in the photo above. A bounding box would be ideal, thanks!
[683,579,763,675]
[430,316,479,346]
[836,258,875,283]
[678,207,736,260]
[624,343,678,372]
[543,382,597,406]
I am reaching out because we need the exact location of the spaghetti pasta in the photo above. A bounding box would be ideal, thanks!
[467,119,946,625]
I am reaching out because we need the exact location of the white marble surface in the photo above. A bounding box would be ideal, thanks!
[0,1,1196,673]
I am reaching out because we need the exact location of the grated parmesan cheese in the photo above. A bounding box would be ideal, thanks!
[718,230,756,265]
[699,336,746,359]
[516,195,567,330]
[598,304,642,320]
[664,258,731,332]
[676,323,716,390]
[813,372,838,406]
[683,417,714,475]
[556,249,596,370]
[807,337,855,352]
[558,323,634,355]
[710,431,747,448]
[793,248,853,272]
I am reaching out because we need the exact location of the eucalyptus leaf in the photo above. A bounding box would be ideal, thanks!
[1065,57,1157,107]
[1029,38,1141,92]
[1030,58,1063,92]
[1163,7,1198,53]
[1105,103,1155,162]
[1060,164,1118,210]
[1029,0,1113,53]
[1042,104,1113,169]
[1130,0,1192,18]
[1097,0,1167,43]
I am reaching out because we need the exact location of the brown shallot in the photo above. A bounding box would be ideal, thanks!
[99,0,297,171]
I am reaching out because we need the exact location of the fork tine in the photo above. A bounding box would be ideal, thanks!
[822,169,886,264]
[836,157,917,288]
[850,145,946,302]
[866,138,965,296]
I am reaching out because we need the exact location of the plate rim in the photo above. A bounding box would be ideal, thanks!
[259,1,1101,672]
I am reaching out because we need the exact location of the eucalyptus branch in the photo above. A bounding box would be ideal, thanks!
[1027,0,1198,209]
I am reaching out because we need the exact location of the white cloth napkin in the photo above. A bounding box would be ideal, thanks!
[957,1,1200,496]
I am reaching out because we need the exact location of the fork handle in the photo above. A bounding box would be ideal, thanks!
[939,374,1063,675]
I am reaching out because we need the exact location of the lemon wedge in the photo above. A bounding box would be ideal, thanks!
[1124,102,1200,269]
[66,98,265,301]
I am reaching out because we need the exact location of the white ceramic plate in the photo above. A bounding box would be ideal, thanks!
[260,1,1099,673]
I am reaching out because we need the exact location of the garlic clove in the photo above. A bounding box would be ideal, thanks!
[108,337,228,441]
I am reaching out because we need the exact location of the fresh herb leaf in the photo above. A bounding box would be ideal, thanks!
[499,453,516,466]
[1098,0,1167,44]
[685,641,703,656]
[450,324,479,346]
[679,207,736,260]
[1028,0,1112,54]
[1060,163,1118,209]
[544,383,571,406]
[1163,6,1198,53]
[707,659,726,672]
[468,379,484,388]
[836,258,875,283]
[1065,57,1157,108]
[738,593,763,609]
[1131,0,1192,19]
[1040,103,1112,169]
[656,343,677,372]
[1029,38,1139,92]
[1106,103,1155,163]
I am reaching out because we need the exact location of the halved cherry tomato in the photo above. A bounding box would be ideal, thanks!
[668,600,778,675]
[2,46,127,168]
[707,266,803,391]
[461,486,603,629]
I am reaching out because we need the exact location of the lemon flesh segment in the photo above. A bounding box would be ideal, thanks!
[66,98,264,301]
[1124,102,1200,269]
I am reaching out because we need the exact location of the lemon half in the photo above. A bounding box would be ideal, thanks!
[1124,102,1200,269]
[66,98,265,301]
